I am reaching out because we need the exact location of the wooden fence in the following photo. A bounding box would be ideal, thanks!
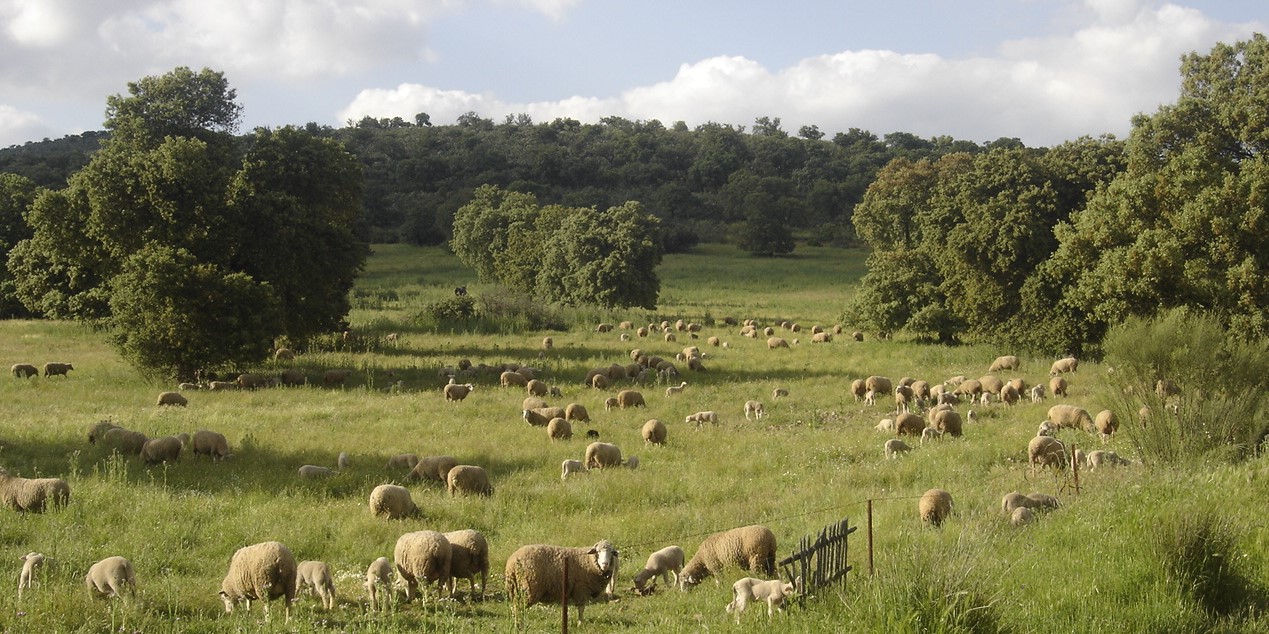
[778,516,855,607]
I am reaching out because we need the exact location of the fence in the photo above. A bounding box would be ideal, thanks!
[778,516,855,607]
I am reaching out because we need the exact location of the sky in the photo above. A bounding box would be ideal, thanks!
[0,0,1263,149]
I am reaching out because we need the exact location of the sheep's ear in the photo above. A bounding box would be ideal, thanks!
[586,547,598,555]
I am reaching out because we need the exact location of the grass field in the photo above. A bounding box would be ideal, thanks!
[1,243,1267,633]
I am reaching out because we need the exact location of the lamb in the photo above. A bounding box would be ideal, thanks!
[631,545,685,595]
[1047,404,1094,431]
[680,525,777,587]
[11,363,38,378]
[444,382,476,402]
[387,453,421,470]
[298,465,337,479]
[444,529,489,599]
[894,385,915,413]
[920,427,944,443]
[18,552,45,599]
[219,541,297,620]
[1029,384,1046,403]
[140,435,183,464]
[665,381,688,397]
[864,390,877,406]
[744,400,765,420]
[642,419,668,445]
[364,556,393,610]
[616,390,646,408]
[192,430,232,460]
[85,556,136,600]
[1050,357,1078,375]
[919,489,953,527]
[0,468,69,512]
[394,530,452,603]
[447,465,493,496]
[101,428,148,455]
[1028,436,1068,469]
[624,455,640,470]
[41,362,73,377]
[1011,507,1035,527]
[369,484,420,519]
[296,560,336,610]
[504,540,620,624]
[1049,376,1069,398]
[561,459,588,480]
[726,577,798,622]
[409,455,459,483]
[1094,410,1119,442]
[547,417,573,441]
[1036,421,1060,437]
[884,438,912,458]
[1087,450,1131,470]
[988,355,1020,372]
[584,442,623,470]
[565,403,591,422]
[766,337,790,349]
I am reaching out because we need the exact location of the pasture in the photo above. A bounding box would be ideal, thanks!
[1,243,1266,633]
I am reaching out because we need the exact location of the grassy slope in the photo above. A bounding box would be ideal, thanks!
[0,244,1266,633]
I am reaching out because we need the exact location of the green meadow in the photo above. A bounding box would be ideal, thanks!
[1,244,1267,633]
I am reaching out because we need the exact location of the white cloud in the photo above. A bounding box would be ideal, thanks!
[0,104,53,148]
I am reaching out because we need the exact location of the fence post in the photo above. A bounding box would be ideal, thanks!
[867,499,875,576]
[1071,442,1081,495]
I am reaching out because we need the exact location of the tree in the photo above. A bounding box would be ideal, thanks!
[104,66,242,147]
[735,177,797,256]
[0,174,39,316]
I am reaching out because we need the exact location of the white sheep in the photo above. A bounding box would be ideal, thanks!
[85,556,136,600]
[1011,507,1035,527]
[393,530,452,603]
[1050,357,1078,375]
[631,545,685,595]
[156,391,188,407]
[1029,384,1046,403]
[919,489,953,527]
[1047,404,1094,430]
[565,403,591,422]
[1049,376,1069,398]
[1028,436,1067,469]
[447,465,493,496]
[920,427,943,443]
[988,355,1020,372]
[665,381,688,397]
[0,468,70,512]
[547,417,573,441]
[681,525,776,587]
[561,459,588,480]
[1087,450,1132,470]
[369,484,419,519]
[338,452,350,470]
[364,556,393,610]
[1036,421,1060,437]
[386,454,420,470]
[874,418,895,433]
[744,400,765,420]
[504,540,620,624]
[219,541,297,621]
[685,411,718,426]
[140,435,182,465]
[443,382,476,402]
[584,442,623,470]
[772,387,789,399]
[863,389,877,406]
[1094,410,1119,442]
[884,438,912,458]
[408,455,459,483]
[298,465,337,479]
[641,419,668,445]
[726,577,799,622]
[524,406,567,426]
[192,430,232,460]
[444,529,489,600]
[18,552,45,600]
[296,560,336,610]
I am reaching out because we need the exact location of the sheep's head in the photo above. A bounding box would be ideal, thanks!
[591,541,619,577]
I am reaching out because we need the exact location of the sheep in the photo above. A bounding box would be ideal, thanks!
[584,442,623,470]
[219,541,297,620]
[394,530,452,603]
[1156,378,1181,399]
[910,380,931,403]
[1095,410,1119,442]
[642,419,668,445]
[685,411,718,426]
[1087,450,1131,470]
[895,385,915,413]
[931,410,962,437]
[237,373,272,390]
[274,348,296,360]
[155,390,189,408]
[766,337,790,349]
[444,382,476,402]
[500,371,528,388]
[1049,376,1069,398]
[277,369,304,386]
[772,387,789,399]
[296,560,336,610]
[504,540,620,624]
[18,552,45,599]
[726,577,798,622]
[337,452,350,470]
[87,420,121,444]
[894,413,925,436]
[865,376,893,395]
[707,336,720,346]
[1026,492,1060,510]
[863,389,877,406]
[41,362,73,377]
[0,468,69,513]
[191,430,232,460]
[1047,404,1094,431]
[1028,436,1067,469]
[1011,507,1035,527]
[1001,492,1036,515]
[850,379,867,402]
[811,332,832,343]
[447,465,493,496]
[524,406,567,426]
[525,379,549,397]
[1036,421,1060,437]
[631,545,685,595]
[680,525,776,587]
[884,438,912,458]
[978,375,1005,395]
[409,455,459,483]
[1029,384,1046,403]
[444,529,489,599]
[565,403,591,422]
[11,363,38,378]
[546,417,573,441]
[624,455,640,470]
[979,392,993,407]
[387,453,420,470]
[85,556,136,600]
[561,459,588,480]
[207,380,237,391]
[541,336,553,350]
[607,389,643,408]
[919,489,953,527]
[665,381,688,397]
[101,428,148,455]
[852,331,864,341]
[364,557,393,610]
[298,465,337,479]
[999,383,1021,405]
[954,379,983,398]
[989,355,1020,372]
[874,418,895,433]
[140,435,183,464]
[322,369,352,387]
[744,400,765,420]
[369,484,419,519]
[596,323,615,333]
[921,427,944,443]
[1050,357,1078,375]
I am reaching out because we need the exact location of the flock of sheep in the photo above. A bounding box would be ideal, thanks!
[5,316,1143,626]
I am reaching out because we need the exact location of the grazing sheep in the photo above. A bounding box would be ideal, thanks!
[191,430,231,460]
[744,400,765,420]
[1036,421,1060,437]
[931,409,963,437]
[524,406,567,426]
[584,442,623,470]
[685,411,719,426]
[1049,376,1069,398]
[1026,492,1060,510]
[41,362,73,377]
[681,525,777,587]
[989,355,1020,372]
[11,363,38,378]
[1011,507,1035,527]
[394,530,452,602]
[447,465,493,497]
[1028,436,1067,469]
[894,413,925,436]
[894,385,915,413]
[772,388,789,399]
[85,556,136,600]
[1047,404,1094,431]
[1094,410,1119,442]
[369,484,420,519]
[602,397,618,411]
[561,459,588,480]
[614,389,645,408]
[874,418,895,433]
[1001,492,1036,515]
[631,546,685,595]
[1050,357,1078,375]
[154,390,189,407]
[766,337,790,349]
[140,436,183,465]
[277,369,304,386]
[541,336,553,350]
[852,331,864,341]
[444,529,489,599]
[504,540,620,625]
[274,348,296,360]
[884,438,912,458]
[101,428,148,455]
[522,396,548,411]
[624,455,640,470]
[919,489,953,527]
[364,557,393,610]
[1156,379,1181,399]
[444,383,476,402]
[1087,450,1131,470]
[0,468,69,513]
[665,381,688,397]
[219,541,297,621]
[526,379,549,397]
[387,454,420,470]
[954,379,983,398]
[500,371,529,388]
[865,376,893,395]
[999,384,1021,405]
[409,456,459,483]
[322,369,352,387]
[87,420,121,444]
[850,379,867,402]
[920,427,944,443]
[298,465,337,479]
[565,403,591,422]
[337,452,350,470]
[207,380,237,391]
[236,373,272,390]
[1029,384,1046,403]
[642,419,668,445]
[18,552,45,599]
[547,417,573,441]
[864,390,877,406]
[296,560,336,610]
[978,375,1005,395]
[726,577,798,622]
